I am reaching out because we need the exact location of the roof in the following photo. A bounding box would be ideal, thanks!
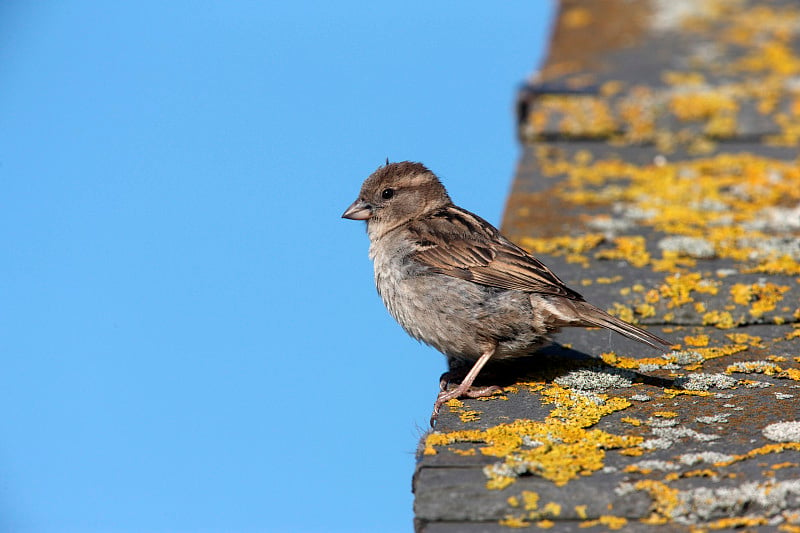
[415,1,800,530]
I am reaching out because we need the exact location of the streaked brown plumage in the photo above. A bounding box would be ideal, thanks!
[343,161,671,425]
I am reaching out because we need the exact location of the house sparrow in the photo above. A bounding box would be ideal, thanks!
[343,161,671,425]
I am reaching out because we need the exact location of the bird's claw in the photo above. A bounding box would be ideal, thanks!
[429,384,503,427]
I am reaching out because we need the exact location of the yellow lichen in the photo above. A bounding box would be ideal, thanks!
[451,448,477,456]
[634,303,656,318]
[653,411,678,418]
[459,410,481,423]
[663,388,711,398]
[601,352,670,370]
[644,289,660,304]
[446,398,464,409]
[725,361,781,375]
[682,468,718,478]
[730,282,790,317]
[499,515,530,528]
[725,332,763,346]
[501,492,562,527]
[659,273,718,309]
[706,516,769,529]
[635,480,680,524]
[522,490,540,511]
[529,95,618,138]
[496,14,800,529]
[426,385,642,490]
[702,310,737,329]
[783,368,800,381]
[770,462,799,470]
[625,464,653,475]
[735,40,800,75]
[717,443,800,466]
[520,234,605,261]
[487,475,516,491]
[595,236,651,268]
[694,343,748,361]
[598,516,628,530]
[537,151,800,282]
[541,502,561,517]
[669,90,738,137]
[600,80,624,98]
[746,255,800,276]
[619,447,645,457]
[608,302,635,323]
[684,334,709,347]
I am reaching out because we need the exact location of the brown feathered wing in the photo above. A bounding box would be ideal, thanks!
[408,206,583,299]
[409,206,671,351]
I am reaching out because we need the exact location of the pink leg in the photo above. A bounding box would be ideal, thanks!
[430,347,500,426]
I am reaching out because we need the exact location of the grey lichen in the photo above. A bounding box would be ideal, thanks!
[673,479,800,523]
[674,373,737,390]
[678,452,734,465]
[631,459,679,471]
[696,414,730,424]
[763,421,800,442]
[670,350,704,365]
[553,368,634,391]
[651,426,720,442]
[658,236,716,259]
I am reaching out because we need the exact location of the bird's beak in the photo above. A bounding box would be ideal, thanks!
[341,199,373,220]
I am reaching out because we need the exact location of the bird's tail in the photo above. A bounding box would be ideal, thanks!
[569,300,672,351]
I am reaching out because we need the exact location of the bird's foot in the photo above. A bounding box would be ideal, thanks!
[429,383,502,427]
[438,370,465,392]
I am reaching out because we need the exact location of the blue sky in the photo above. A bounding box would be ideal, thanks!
[0,2,554,531]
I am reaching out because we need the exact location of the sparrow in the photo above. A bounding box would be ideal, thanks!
[342,161,671,426]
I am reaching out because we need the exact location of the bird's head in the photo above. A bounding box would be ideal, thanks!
[342,161,451,236]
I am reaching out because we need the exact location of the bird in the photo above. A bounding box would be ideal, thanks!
[342,161,671,425]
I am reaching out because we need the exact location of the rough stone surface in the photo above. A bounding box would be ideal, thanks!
[415,1,800,531]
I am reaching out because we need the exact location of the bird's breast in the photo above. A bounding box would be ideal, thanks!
[368,236,547,360]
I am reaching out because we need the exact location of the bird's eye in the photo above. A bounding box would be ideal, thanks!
[381,188,394,200]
